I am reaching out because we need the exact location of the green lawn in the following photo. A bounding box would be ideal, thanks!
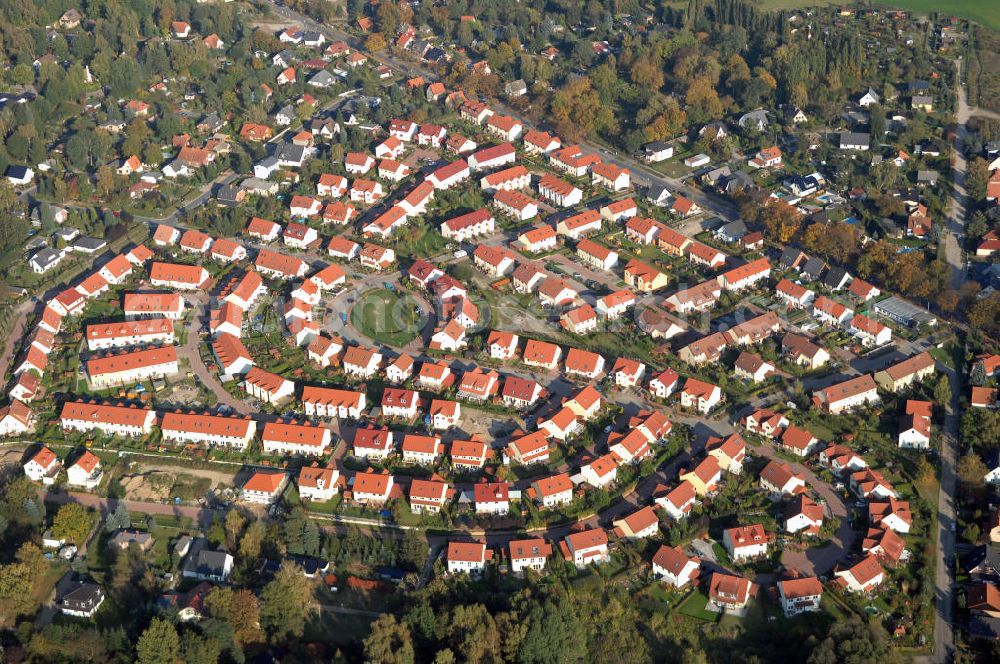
[350,288,423,346]
[676,589,721,622]
[658,0,1000,31]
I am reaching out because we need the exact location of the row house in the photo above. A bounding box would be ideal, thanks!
[123,293,185,320]
[427,159,470,189]
[576,238,618,270]
[537,174,582,207]
[468,143,517,171]
[301,386,366,418]
[149,262,209,290]
[874,352,935,392]
[441,209,495,241]
[485,115,522,141]
[556,209,602,240]
[256,249,309,280]
[664,279,722,314]
[685,241,726,269]
[813,295,854,326]
[812,374,880,414]
[775,279,816,308]
[262,421,331,456]
[243,367,295,405]
[60,401,156,438]
[161,412,256,449]
[523,130,561,155]
[549,145,601,177]
[720,258,771,291]
[451,438,490,470]
[480,164,529,191]
[86,318,174,351]
[492,189,539,221]
[87,346,179,389]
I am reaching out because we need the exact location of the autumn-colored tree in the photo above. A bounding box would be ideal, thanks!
[205,587,264,646]
[685,76,724,122]
[365,33,387,52]
[629,58,665,90]
[757,199,804,243]
[803,221,860,263]
[51,503,92,544]
[550,77,611,141]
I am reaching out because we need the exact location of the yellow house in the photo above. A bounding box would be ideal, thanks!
[874,352,935,393]
[678,456,722,496]
[624,258,670,292]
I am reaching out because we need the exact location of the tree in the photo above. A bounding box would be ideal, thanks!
[933,375,952,406]
[550,77,612,141]
[807,617,893,664]
[105,501,131,532]
[966,157,991,201]
[238,520,264,562]
[136,618,181,664]
[756,199,804,242]
[224,508,246,551]
[0,563,34,626]
[205,587,263,646]
[363,615,415,664]
[11,63,34,86]
[366,33,387,52]
[51,503,91,544]
[259,562,313,641]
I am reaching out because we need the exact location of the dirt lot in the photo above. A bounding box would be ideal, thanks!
[119,462,236,503]
[0,445,27,470]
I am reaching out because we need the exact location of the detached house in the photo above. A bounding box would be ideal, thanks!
[652,545,700,588]
[723,524,771,562]
[562,528,610,567]
[680,378,722,414]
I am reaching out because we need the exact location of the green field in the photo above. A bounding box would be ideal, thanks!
[350,288,424,347]
[661,0,1000,31]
